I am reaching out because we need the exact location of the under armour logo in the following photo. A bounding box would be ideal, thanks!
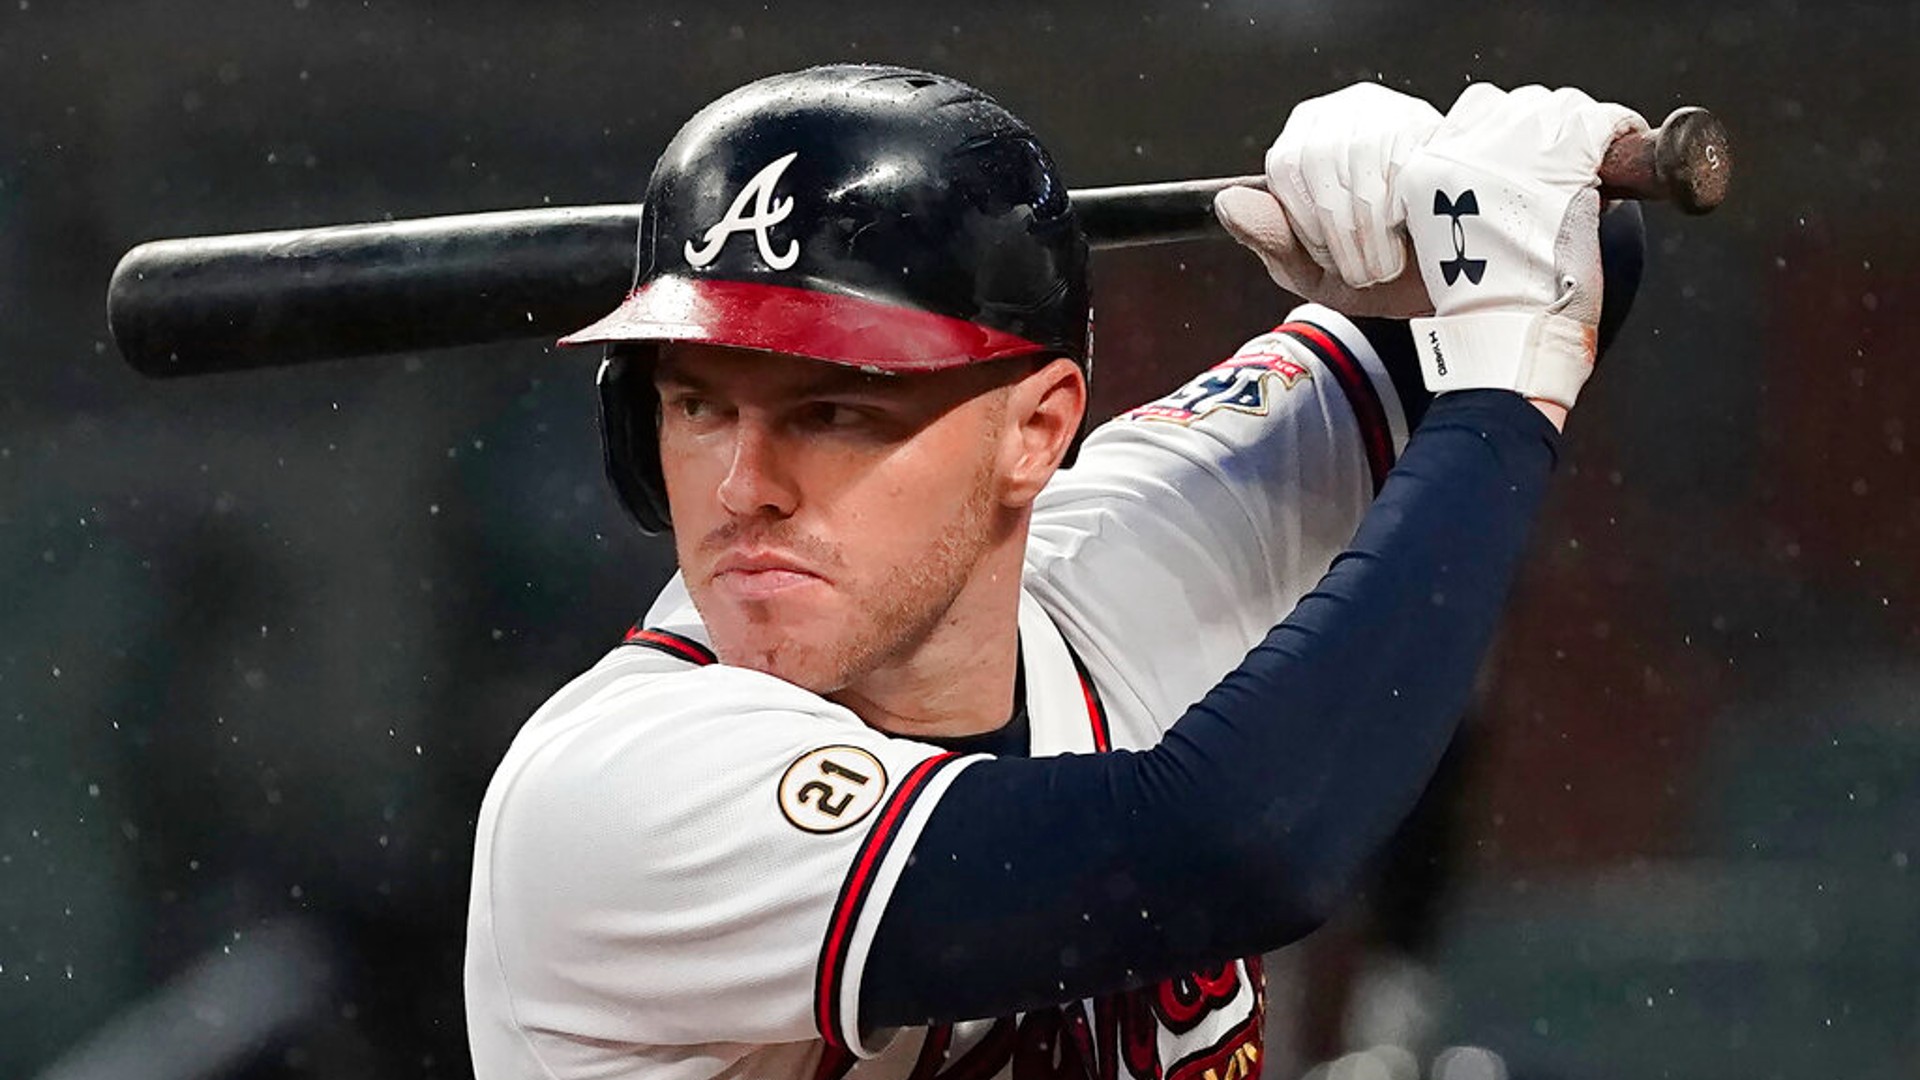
[684,151,801,270]
[1433,189,1487,286]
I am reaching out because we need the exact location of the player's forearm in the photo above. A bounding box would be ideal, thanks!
[864,389,1559,1028]
[1180,389,1560,905]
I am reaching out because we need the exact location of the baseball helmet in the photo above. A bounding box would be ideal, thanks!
[561,64,1092,534]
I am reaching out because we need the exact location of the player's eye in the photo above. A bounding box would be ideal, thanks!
[805,401,869,430]
[663,393,712,421]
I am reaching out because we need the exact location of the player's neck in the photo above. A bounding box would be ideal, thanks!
[827,538,1025,741]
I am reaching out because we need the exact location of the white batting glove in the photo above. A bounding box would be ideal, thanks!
[1214,82,1440,318]
[1398,84,1648,408]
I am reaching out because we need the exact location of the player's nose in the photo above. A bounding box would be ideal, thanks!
[715,418,799,520]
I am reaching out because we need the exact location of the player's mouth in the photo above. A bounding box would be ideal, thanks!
[709,552,829,601]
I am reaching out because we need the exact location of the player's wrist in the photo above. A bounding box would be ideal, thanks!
[1525,397,1569,432]
[1408,309,1593,409]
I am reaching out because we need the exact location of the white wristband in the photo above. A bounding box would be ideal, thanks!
[1408,312,1595,408]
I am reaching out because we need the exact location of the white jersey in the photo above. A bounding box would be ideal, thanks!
[466,306,1406,1079]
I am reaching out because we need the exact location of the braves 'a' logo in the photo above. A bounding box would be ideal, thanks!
[685,151,802,270]
[1433,188,1487,286]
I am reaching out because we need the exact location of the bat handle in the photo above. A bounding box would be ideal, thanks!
[1597,106,1732,214]
[1195,106,1733,215]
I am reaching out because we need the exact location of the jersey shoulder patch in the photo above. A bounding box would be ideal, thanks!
[777,745,889,834]
[1123,332,1312,426]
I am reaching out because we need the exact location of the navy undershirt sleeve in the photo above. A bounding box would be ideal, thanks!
[862,389,1561,1028]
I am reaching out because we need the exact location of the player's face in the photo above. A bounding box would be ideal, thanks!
[654,344,1064,696]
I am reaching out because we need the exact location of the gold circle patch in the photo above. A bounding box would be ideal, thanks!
[778,746,889,834]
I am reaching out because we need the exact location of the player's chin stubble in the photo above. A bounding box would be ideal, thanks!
[699,452,1003,696]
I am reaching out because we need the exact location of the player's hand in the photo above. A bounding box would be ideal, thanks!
[1398,84,1649,409]
[1214,81,1440,318]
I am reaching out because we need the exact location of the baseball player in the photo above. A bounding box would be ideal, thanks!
[464,65,1646,1079]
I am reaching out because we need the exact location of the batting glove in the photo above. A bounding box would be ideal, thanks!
[1398,84,1649,408]
[1214,81,1441,318]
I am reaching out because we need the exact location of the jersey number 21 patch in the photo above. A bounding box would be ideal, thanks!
[778,746,889,834]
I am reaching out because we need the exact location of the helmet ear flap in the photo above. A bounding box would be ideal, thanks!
[597,345,673,534]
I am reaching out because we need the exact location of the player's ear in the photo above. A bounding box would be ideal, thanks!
[998,356,1086,508]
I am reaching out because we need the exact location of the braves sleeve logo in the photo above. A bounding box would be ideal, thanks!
[779,746,888,834]
[1124,336,1311,426]
[685,151,802,270]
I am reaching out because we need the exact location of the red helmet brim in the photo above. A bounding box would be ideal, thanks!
[559,277,1047,373]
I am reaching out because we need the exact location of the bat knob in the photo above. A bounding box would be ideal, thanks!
[1655,106,1732,215]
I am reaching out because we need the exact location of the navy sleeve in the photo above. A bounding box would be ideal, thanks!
[863,389,1561,1028]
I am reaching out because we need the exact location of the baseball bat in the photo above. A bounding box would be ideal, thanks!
[108,107,1728,377]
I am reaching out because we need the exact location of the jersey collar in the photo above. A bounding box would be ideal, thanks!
[627,573,1107,753]
[1017,589,1108,755]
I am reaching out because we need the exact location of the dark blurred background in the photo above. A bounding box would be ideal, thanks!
[2,2,1914,1078]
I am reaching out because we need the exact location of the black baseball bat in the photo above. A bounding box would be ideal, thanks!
[108,107,1729,378]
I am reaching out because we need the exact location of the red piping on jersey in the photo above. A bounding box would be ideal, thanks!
[1276,320,1396,493]
[1070,652,1113,753]
[814,752,961,1047]
[809,1045,856,1080]
[903,1023,955,1080]
[812,642,1111,1042]
[620,626,718,666]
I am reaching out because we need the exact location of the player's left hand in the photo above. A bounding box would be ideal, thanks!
[1214,81,1441,318]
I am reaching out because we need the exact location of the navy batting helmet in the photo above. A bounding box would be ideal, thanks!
[561,64,1092,534]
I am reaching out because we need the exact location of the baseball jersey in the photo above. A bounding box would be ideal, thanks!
[466,304,1408,1079]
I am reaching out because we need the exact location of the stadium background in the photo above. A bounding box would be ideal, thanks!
[3,1,1914,1077]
